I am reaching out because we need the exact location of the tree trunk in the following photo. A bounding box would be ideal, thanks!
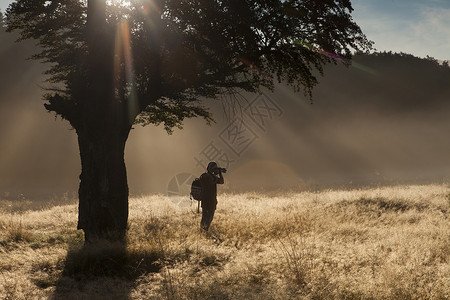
[76,126,131,242]
[77,0,132,242]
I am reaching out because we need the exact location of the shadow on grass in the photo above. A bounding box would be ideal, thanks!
[51,239,162,299]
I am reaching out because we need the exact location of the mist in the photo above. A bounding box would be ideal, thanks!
[1,24,450,200]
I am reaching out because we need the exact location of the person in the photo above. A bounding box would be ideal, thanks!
[199,161,225,231]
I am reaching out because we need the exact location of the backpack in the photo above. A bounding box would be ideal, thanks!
[190,177,202,201]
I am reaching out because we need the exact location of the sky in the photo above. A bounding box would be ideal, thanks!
[1,0,449,61]
[351,0,450,61]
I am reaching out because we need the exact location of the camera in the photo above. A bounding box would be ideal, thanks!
[215,167,227,173]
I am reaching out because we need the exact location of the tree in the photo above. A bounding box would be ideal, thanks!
[6,0,372,241]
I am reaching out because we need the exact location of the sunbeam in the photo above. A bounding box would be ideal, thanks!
[114,19,139,124]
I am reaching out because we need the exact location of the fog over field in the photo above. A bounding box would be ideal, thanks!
[1,27,450,200]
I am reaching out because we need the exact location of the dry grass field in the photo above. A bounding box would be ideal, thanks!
[0,184,449,299]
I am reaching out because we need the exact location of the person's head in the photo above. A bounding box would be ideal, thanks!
[207,161,218,174]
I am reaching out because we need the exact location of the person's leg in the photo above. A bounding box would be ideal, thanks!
[200,207,210,231]
[207,208,215,228]
[200,207,215,231]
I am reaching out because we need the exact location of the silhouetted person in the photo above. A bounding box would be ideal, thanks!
[200,161,225,231]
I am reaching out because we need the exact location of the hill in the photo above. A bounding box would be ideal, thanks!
[0,185,449,299]
[267,52,450,187]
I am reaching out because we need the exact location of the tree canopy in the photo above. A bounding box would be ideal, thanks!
[6,0,372,132]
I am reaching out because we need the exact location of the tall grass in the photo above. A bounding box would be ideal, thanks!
[0,184,449,299]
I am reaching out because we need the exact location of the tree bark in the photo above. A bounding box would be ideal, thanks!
[76,126,130,242]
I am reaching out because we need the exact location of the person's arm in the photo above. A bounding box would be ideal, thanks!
[216,171,224,184]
